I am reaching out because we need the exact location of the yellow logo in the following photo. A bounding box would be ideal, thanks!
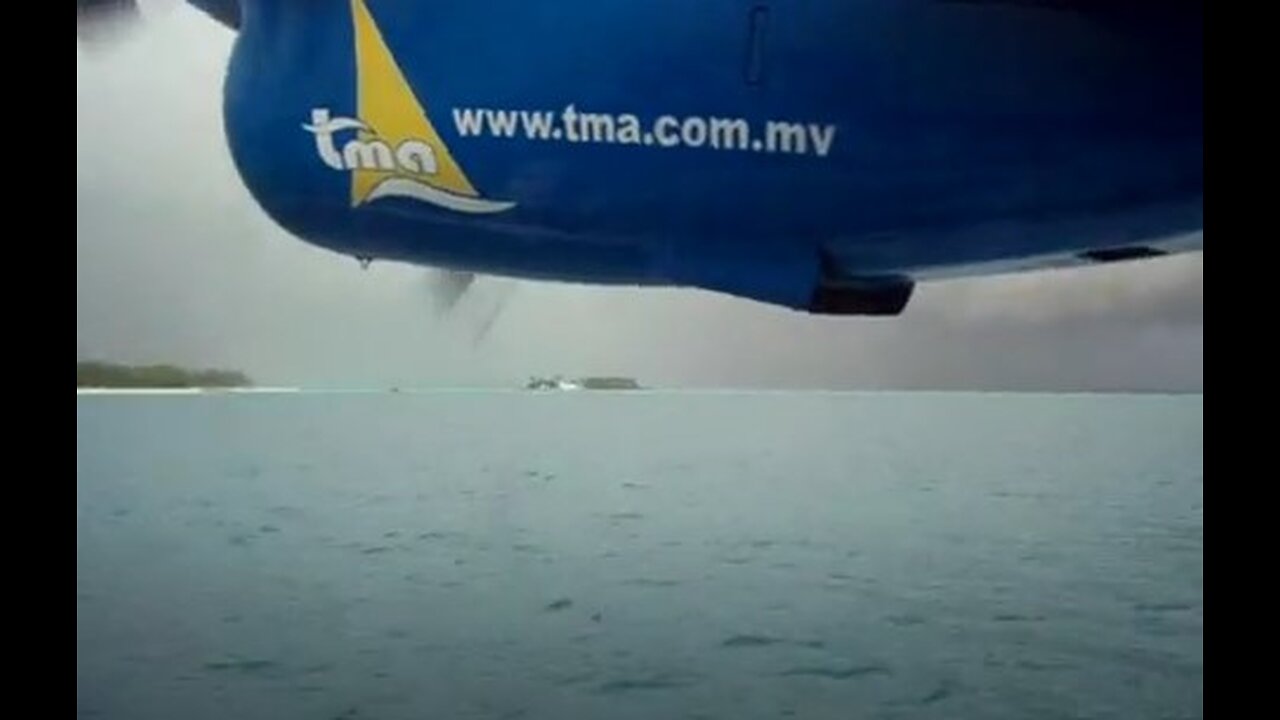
[301,0,514,214]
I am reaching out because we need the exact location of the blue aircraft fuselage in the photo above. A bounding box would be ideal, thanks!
[191,0,1202,315]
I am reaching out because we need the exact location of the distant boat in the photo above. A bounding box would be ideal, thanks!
[525,376,640,391]
[525,376,582,391]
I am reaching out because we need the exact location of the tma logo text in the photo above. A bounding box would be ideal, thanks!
[305,109,437,174]
[302,108,515,215]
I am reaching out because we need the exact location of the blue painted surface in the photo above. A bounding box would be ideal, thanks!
[203,0,1202,311]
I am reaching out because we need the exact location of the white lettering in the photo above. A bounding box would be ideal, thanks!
[654,116,680,147]
[562,105,580,142]
[520,111,556,139]
[446,105,841,158]
[342,139,396,170]
[580,113,616,143]
[485,109,519,138]
[395,140,438,175]
[809,124,837,157]
[709,117,750,150]
[766,121,807,154]
[681,117,708,148]
[302,108,368,170]
[451,107,485,136]
[616,115,642,144]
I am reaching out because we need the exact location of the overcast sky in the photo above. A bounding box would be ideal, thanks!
[76,5,1202,392]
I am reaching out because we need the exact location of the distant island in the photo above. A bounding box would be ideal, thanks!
[525,375,642,391]
[77,361,253,389]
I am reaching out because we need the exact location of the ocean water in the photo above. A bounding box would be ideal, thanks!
[76,392,1203,720]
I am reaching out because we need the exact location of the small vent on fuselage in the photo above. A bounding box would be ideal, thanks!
[1079,246,1168,263]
